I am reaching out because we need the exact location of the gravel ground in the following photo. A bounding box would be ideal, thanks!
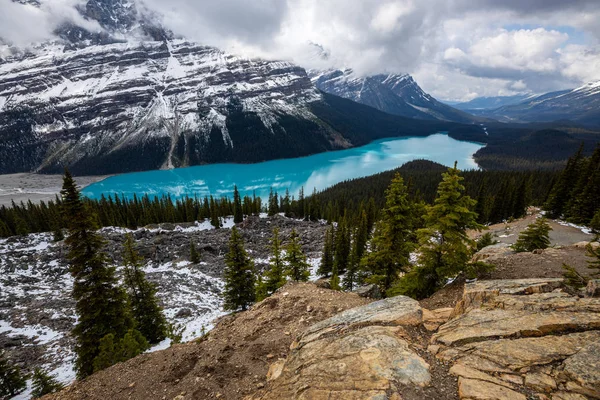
[0,173,107,206]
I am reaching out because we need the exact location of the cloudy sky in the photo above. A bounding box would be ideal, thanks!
[2,0,600,101]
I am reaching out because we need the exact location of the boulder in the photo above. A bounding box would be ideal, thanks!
[253,297,431,400]
[353,284,382,299]
[586,279,600,298]
[297,295,423,346]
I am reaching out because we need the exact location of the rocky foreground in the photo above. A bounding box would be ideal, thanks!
[43,277,600,400]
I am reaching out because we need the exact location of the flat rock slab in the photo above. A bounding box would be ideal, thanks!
[433,308,600,346]
[562,340,600,398]
[452,278,565,316]
[255,325,430,400]
[438,331,600,371]
[298,295,423,346]
[458,377,526,400]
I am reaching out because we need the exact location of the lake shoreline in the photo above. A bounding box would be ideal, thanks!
[0,173,109,207]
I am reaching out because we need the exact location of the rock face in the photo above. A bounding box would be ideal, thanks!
[434,279,600,400]
[254,278,600,399]
[252,296,449,400]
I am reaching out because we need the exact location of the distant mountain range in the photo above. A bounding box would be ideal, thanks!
[449,94,534,111]
[310,69,476,123]
[449,82,600,127]
[479,82,600,127]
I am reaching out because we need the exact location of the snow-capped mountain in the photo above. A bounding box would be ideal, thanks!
[449,94,534,112]
[0,39,327,174]
[0,0,483,176]
[310,69,476,123]
[478,81,600,127]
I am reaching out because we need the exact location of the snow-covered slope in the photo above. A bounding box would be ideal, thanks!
[478,81,600,126]
[310,69,476,123]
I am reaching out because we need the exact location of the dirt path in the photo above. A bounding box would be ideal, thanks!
[471,208,593,247]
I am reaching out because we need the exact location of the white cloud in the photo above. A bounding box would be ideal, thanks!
[2,0,600,100]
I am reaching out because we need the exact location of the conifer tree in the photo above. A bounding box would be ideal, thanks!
[513,218,552,253]
[264,228,287,294]
[360,173,417,295]
[31,368,64,398]
[233,185,243,224]
[284,229,310,281]
[344,212,369,291]
[282,189,292,217]
[92,329,148,373]
[223,227,256,311]
[122,234,168,344]
[61,170,135,378]
[568,146,600,224]
[392,164,482,299]
[330,264,341,291]
[255,274,268,302]
[190,240,201,264]
[587,243,600,277]
[545,146,584,218]
[268,188,279,216]
[209,196,221,228]
[317,225,335,277]
[334,218,351,274]
[0,351,26,398]
[590,209,600,234]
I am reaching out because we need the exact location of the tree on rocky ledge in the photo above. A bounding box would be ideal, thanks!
[360,173,417,296]
[122,234,168,344]
[190,240,201,264]
[391,164,482,299]
[223,227,256,311]
[61,169,135,378]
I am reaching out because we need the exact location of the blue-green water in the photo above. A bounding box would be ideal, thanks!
[82,134,484,200]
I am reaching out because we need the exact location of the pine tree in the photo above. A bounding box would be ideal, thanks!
[255,274,269,302]
[31,368,65,398]
[568,146,600,224]
[61,170,135,378]
[587,243,600,277]
[264,228,286,294]
[122,234,168,344]
[284,229,310,281]
[513,218,552,253]
[393,164,482,299]
[209,196,221,229]
[223,227,256,311]
[268,188,279,216]
[92,329,148,373]
[190,241,201,264]
[333,218,351,274]
[317,225,334,277]
[233,185,243,224]
[330,265,341,291]
[590,209,600,234]
[0,351,26,398]
[344,210,369,290]
[545,146,585,218]
[360,173,417,295]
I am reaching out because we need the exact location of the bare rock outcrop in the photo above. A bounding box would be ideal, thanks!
[254,279,600,400]
[434,279,600,400]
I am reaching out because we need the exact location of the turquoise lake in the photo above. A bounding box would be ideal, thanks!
[82,134,484,200]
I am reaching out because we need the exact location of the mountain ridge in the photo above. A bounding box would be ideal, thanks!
[310,68,477,124]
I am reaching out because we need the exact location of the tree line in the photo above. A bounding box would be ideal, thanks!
[544,144,600,230]
[0,160,558,239]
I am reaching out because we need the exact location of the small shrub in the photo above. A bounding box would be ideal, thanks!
[513,218,552,253]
